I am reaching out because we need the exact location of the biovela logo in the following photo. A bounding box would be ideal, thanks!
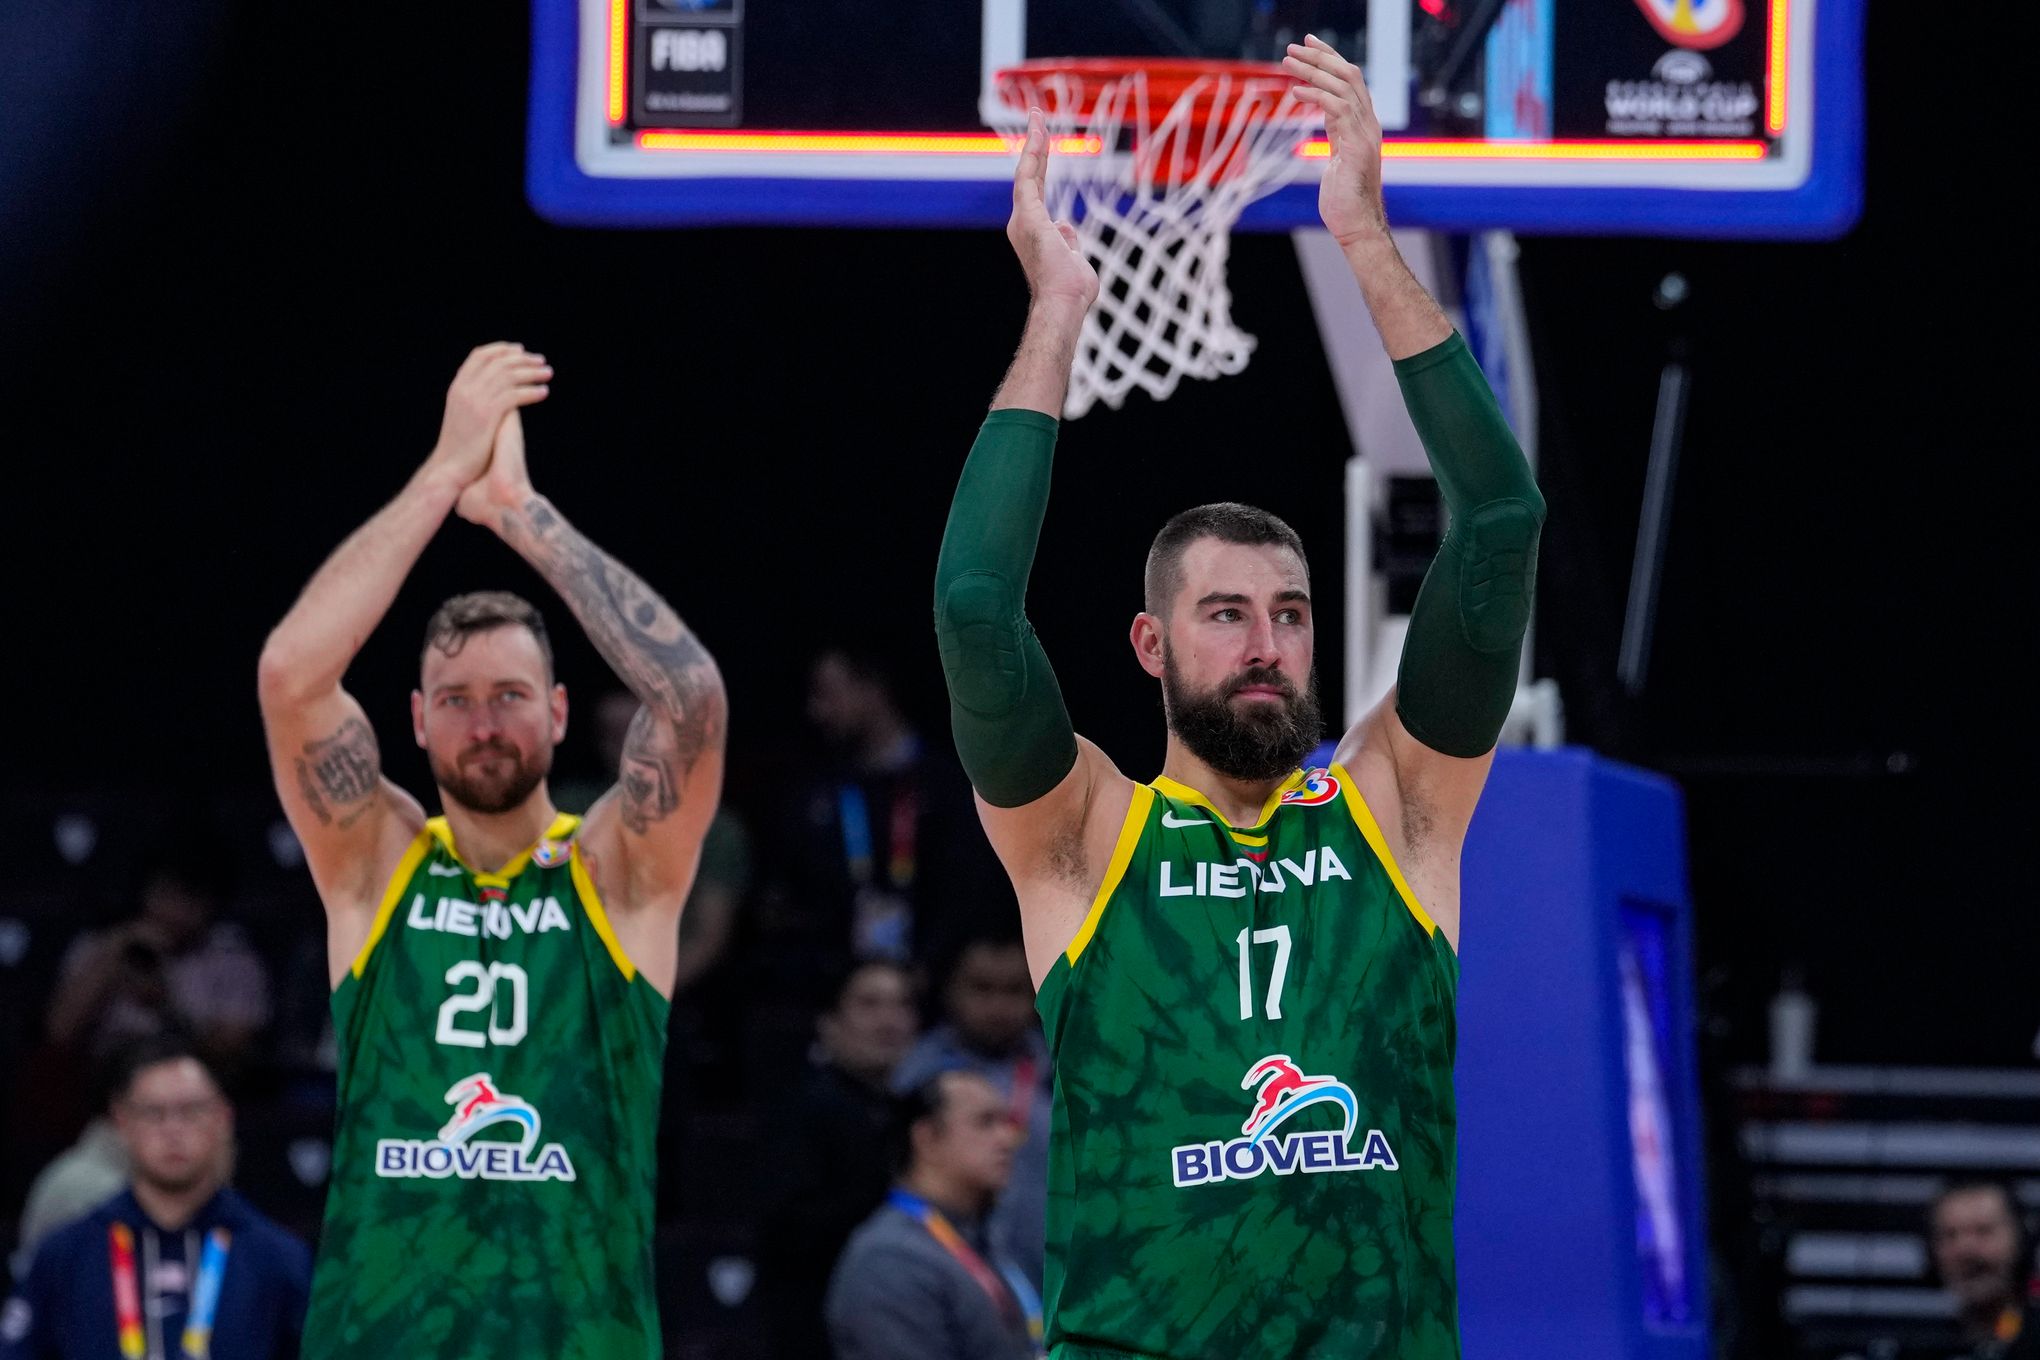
[375,1073,577,1183]
[1171,1055,1399,1189]
[1605,50,1759,138]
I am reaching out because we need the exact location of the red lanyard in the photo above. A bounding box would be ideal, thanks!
[839,782,918,889]
[109,1224,144,1359]
[887,786,918,888]
[1009,1056,1038,1127]
[887,1190,1018,1325]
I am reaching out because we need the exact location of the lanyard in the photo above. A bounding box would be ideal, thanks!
[839,783,917,889]
[1008,1056,1038,1127]
[109,1224,144,1360]
[107,1221,231,1360]
[886,1189,1044,1352]
[182,1230,231,1359]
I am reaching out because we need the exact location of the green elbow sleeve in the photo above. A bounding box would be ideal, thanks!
[1392,333,1546,758]
[934,409,1080,807]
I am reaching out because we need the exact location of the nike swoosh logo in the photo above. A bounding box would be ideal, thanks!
[1160,810,1213,829]
[426,862,466,877]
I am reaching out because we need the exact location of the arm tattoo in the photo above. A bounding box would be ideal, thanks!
[502,497,725,830]
[295,718,381,829]
[617,706,681,834]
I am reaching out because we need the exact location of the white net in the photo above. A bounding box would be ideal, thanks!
[992,64,1321,418]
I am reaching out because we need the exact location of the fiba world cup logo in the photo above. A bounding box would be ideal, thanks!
[1631,0,1745,50]
[1280,771,1341,808]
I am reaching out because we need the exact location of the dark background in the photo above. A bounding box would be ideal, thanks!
[0,0,2024,1103]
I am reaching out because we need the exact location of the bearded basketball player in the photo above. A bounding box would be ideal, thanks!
[934,39,1544,1360]
[258,345,724,1358]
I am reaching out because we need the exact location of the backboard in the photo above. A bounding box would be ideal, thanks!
[527,0,1862,238]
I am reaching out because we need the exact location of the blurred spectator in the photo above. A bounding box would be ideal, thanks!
[892,936,1050,1288]
[44,846,270,1072]
[1930,1178,2039,1359]
[826,1070,1037,1360]
[9,1056,131,1278]
[772,648,1007,975]
[757,959,918,1360]
[0,1037,310,1360]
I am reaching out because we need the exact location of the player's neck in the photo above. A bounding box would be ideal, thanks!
[438,789,561,873]
[132,1175,218,1232]
[1159,738,1292,826]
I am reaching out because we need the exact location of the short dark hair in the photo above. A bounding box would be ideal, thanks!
[1144,503,1309,615]
[107,1034,220,1105]
[939,932,1026,990]
[1934,1177,2021,1223]
[821,956,915,1017]
[889,1069,968,1174]
[422,591,554,681]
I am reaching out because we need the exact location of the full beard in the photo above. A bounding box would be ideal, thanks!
[433,741,551,816]
[1162,650,1323,783]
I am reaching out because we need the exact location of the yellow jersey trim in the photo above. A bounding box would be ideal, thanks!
[571,845,637,982]
[1332,764,1442,941]
[425,811,581,888]
[1065,784,1155,966]
[1149,769,1307,842]
[351,829,433,980]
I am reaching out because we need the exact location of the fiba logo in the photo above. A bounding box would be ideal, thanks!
[1630,0,1744,51]
[1652,52,1713,86]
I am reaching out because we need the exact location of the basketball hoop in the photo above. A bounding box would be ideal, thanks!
[991,59,1322,419]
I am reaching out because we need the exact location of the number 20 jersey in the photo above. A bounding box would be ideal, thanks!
[1036,767,1460,1360]
[302,813,668,1360]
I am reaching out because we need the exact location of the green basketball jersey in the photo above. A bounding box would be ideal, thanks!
[1036,766,1460,1360]
[303,812,669,1360]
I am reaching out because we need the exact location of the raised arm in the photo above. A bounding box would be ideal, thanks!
[935,112,1135,983]
[1289,37,1545,943]
[458,410,726,982]
[258,344,551,945]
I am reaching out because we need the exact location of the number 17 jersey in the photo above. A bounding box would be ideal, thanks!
[302,813,668,1360]
[1036,767,1460,1360]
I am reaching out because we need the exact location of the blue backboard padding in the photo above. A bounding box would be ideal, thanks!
[1454,748,1710,1358]
[528,0,1861,239]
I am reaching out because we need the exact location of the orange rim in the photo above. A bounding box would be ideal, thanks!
[993,58,1305,126]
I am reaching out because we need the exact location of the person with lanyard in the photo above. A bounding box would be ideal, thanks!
[892,936,1053,1291]
[0,1036,311,1360]
[803,648,926,961]
[792,647,1010,975]
[827,1070,1043,1360]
